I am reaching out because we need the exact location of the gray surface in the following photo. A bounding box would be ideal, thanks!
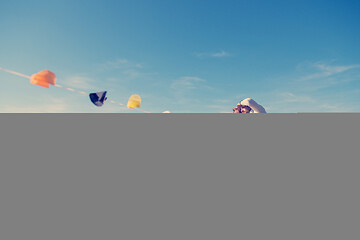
[0,113,359,240]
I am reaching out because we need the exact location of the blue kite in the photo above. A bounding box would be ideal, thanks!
[89,91,108,107]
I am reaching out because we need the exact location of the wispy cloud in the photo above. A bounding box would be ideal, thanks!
[298,103,357,113]
[99,58,144,71]
[169,76,211,106]
[259,60,360,112]
[171,76,206,90]
[122,69,142,79]
[277,92,316,103]
[212,99,233,104]
[195,50,231,58]
[270,61,360,94]
[211,50,231,57]
[263,90,360,112]
[0,98,70,113]
[63,76,97,89]
[55,59,145,91]
[100,59,129,70]
[206,104,232,113]
[203,98,235,113]
[297,62,360,81]
[97,58,157,85]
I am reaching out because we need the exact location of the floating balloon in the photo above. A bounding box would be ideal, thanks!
[127,94,141,109]
[30,70,56,88]
[89,91,108,107]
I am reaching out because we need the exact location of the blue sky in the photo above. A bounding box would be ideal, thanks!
[0,0,359,112]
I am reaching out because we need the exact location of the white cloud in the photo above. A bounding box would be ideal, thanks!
[212,99,233,104]
[315,63,360,74]
[195,50,231,58]
[297,62,360,81]
[202,98,237,112]
[171,77,206,90]
[1,98,70,113]
[277,92,315,103]
[282,61,360,94]
[302,77,353,91]
[206,104,232,113]
[123,69,142,79]
[298,103,357,113]
[260,61,360,112]
[264,90,360,112]
[97,58,155,84]
[168,77,210,106]
[63,76,97,89]
[99,58,146,71]
[211,50,230,57]
[101,59,129,70]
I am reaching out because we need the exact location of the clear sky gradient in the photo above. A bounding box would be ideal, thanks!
[1,0,359,112]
